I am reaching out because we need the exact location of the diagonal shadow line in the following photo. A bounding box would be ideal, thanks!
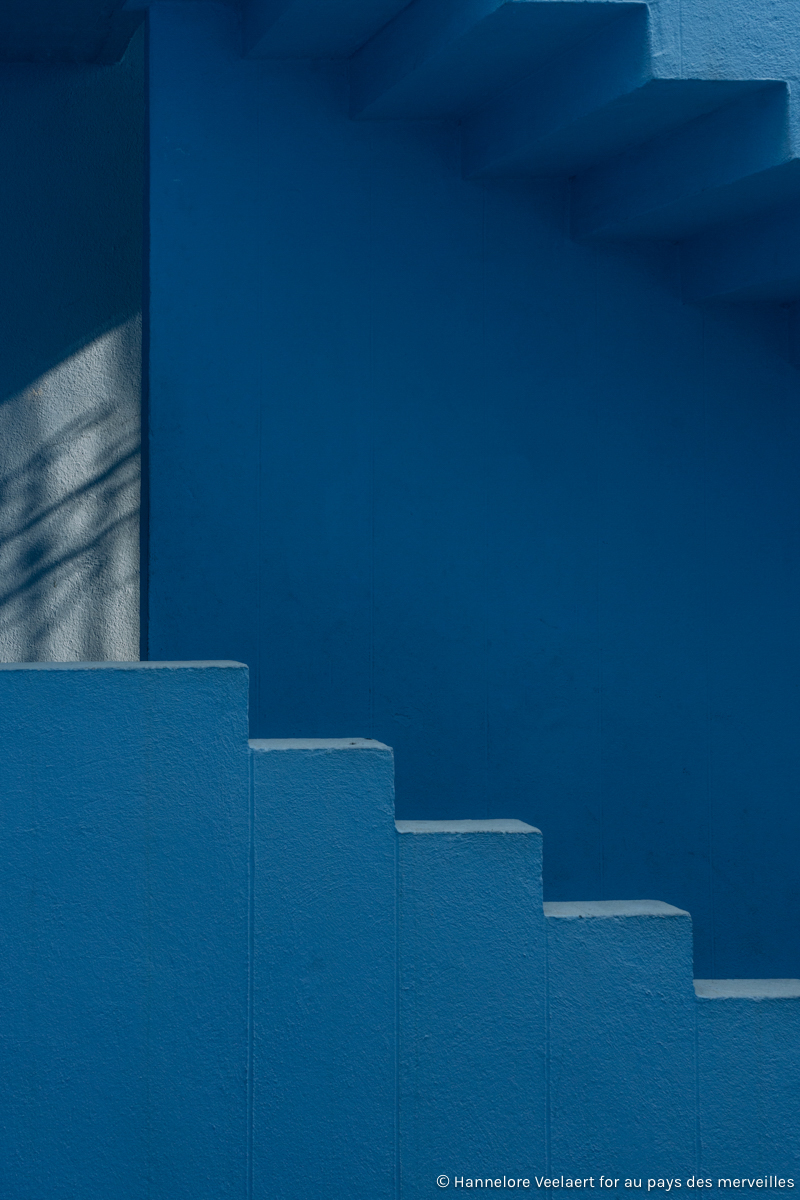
[0,507,140,612]
[0,304,142,409]
[3,514,140,661]
[0,399,134,483]
[0,448,140,552]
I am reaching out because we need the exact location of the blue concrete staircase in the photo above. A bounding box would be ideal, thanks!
[0,661,797,1198]
[1,4,799,1193]
[245,0,800,305]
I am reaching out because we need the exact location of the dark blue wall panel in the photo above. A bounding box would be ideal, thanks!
[147,1,800,977]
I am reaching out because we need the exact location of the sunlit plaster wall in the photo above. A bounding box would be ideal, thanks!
[0,29,144,661]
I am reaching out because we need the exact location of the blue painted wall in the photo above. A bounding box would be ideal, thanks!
[0,30,144,660]
[146,1,800,977]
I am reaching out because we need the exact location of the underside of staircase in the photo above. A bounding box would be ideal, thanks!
[237,0,800,303]
[10,0,800,301]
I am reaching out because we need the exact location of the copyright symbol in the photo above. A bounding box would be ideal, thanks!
[437,1177,450,1188]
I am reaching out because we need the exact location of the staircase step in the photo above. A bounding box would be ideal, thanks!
[247,0,800,303]
[696,978,800,1177]
[251,738,397,1200]
[682,201,800,302]
[572,82,799,241]
[244,0,411,59]
[545,899,696,1175]
[0,661,251,1199]
[463,9,763,179]
[397,819,544,1192]
[1,654,798,1187]
[351,0,639,120]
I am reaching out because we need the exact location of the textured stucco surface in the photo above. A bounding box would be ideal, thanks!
[397,820,545,1196]
[0,663,797,1195]
[251,736,397,1200]
[0,318,141,661]
[0,661,250,1199]
[0,30,143,661]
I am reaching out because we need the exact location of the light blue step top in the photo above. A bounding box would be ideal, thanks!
[696,978,800,998]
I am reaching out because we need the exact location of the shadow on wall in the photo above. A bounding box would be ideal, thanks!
[0,28,144,661]
[0,318,141,661]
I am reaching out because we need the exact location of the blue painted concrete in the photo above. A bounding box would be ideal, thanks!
[0,662,796,1194]
[572,85,797,241]
[146,0,800,978]
[250,738,397,1200]
[3,0,800,1170]
[546,901,695,1178]
[696,980,800,1183]
[349,0,636,119]
[683,203,800,302]
[245,0,409,59]
[396,820,545,1196]
[0,661,250,1199]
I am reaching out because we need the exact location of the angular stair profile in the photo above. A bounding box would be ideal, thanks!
[460,9,765,180]
[0,662,796,1194]
[569,82,797,241]
[349,0,640,121]
[368,0,800,304]
[244,0,800,308]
